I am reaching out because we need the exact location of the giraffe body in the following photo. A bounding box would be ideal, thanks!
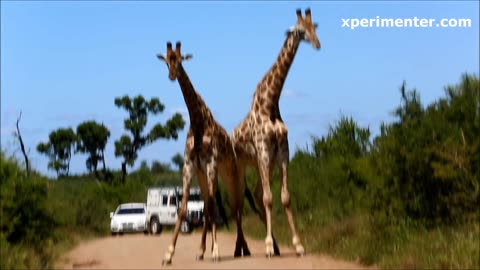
[232,8,320,257]
[158,42,250,265]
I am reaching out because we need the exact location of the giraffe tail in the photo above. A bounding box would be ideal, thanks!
[244,180,259,215]
[215,188,230,229]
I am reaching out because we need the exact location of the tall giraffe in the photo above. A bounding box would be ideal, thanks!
[232,8,321,257]
[157,42,250,265]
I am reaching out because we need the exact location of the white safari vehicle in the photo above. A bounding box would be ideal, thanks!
[110,203,147,235]
[178,187,205,233]
[146,186,204,235]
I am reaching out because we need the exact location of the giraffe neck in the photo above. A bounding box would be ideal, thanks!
[176,64,211,128]
[252,32,301,113]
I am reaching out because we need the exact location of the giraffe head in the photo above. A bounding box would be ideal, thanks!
[157,41,193,81]
[288,8,321,49]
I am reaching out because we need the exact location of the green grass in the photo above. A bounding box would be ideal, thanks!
[241,211,479,269]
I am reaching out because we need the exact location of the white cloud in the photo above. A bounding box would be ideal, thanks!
[283,89,306,98]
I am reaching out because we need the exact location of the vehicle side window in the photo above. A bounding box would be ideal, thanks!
[162,195,168,206]
[170,196,177,206]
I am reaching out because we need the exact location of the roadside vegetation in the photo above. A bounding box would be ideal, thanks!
[1,74,478,269]
[242,73,479,269]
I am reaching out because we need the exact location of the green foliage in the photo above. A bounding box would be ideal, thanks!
[0,152,58,269]
[113,95,185,181]
[313,116,371,160]
[151,160,173,174]
[286,116,372,220]
[1,149,184,269]
[171,152,184,171]
[76,121,110,174]
[37,127,77,177]
[371,74,479,225]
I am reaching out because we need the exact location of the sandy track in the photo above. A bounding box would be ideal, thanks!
[56,231,374,269]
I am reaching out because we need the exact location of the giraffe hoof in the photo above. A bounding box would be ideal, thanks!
[266,244,275,258]
[196,255,204,261]
[295,245,306,257]
[161,259,172,266]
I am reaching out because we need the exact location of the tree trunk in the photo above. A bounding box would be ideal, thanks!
[101,150,107,172]
[15,112,30,176]
[121,162,127,184]
[66,152,71,177]
[93,157,98,179]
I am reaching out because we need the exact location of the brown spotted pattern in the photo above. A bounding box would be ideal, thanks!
[157,42,250,265]
[231,9,320,257]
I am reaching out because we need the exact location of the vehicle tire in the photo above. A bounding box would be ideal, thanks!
[180,220,191,234]
[111,232,117,236]
[150,217,162,235]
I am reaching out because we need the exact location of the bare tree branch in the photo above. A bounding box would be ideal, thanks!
[15,111,30,176]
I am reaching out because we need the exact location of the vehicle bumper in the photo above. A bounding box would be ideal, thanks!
[111,223,146,233]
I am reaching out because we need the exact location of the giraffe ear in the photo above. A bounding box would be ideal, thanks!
[286,25,296,34]
[182,54,193,61]
[157,54,166,61]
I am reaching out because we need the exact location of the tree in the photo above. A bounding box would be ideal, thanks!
[114,95,185,182]
[311,116,371,211]
[171,152,184,172]
[371,74,479,224]
[313,115,371,160]
[151,160,172,174]
[76,121,110,177]
[13,111,30,176]
[37,128,76,177]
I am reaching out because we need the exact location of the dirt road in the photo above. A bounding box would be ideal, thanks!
[57,232,374,269]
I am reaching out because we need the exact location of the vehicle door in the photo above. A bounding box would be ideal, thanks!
[162,193,178,225]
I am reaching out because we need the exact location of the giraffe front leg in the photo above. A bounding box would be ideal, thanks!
[211,218,219,262]
[257,148,274,258]
[162,159,193,265]
[196,173,210,261]
[279,152,305,256]
[196,217,208,260]
[206,160,220,262]
[254,170,280,256]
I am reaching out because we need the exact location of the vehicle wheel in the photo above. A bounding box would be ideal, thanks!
[111,232,117,236]
[150,217,162,235]
[180,220,191,234]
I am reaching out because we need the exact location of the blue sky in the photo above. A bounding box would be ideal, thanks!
[1,1,478,177]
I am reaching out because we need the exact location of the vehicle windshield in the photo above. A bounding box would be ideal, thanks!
[117,208,145,215]
[189,194,201,201]
[179,193,202,202]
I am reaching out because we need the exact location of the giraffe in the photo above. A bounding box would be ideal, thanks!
[157,42,250,265]
[232,8,321,257]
